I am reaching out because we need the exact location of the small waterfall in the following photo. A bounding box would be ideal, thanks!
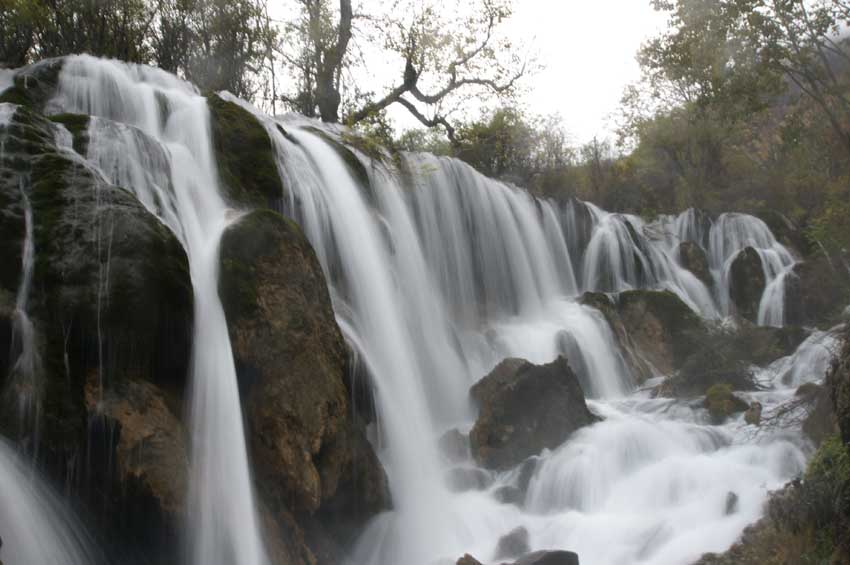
[51,56,268,565]
[708,213,796,324]
[4,182,43,452]
[0,439,103,564]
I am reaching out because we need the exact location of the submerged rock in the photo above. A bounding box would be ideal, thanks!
[445,467,493,492]
[469,357,597,470]
[495,526,531,560]
[729,247,766,322]
[218,208,389,557]
[439,428,470,463]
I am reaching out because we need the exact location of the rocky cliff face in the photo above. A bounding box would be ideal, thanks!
[218,209,390,563]
[0,67,389,565]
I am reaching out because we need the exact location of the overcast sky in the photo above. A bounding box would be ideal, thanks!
[508,0,667,144]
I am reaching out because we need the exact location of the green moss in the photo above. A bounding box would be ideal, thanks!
[206,93,283,208]
[49,113,90,155]
[704,383,748,423]
[219,209,304,318]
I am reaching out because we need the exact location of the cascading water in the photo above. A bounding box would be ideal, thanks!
[0,438,103,564]
[1,57,813,565]
[49,56,268,565]
[209,96,810,564]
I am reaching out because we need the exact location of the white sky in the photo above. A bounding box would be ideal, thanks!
[509,0,667,144]
[385,0,668,144]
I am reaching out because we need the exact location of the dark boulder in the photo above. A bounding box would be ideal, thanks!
[469,357,597,470]
[207,93,284,208]
[784,257,850,328]
[445,467,493,492]
[439,428,470,463]
[678,240,712,287]
[827,329,850,446]
[729,247,766,322]
[512,551,580,565]
[495,526,530,560]
[457,550,580,565]
[0,58,64,110]
[218,209,390,558]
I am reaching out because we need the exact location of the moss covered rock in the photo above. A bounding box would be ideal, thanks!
[218,209,389,560]
[207,93,283,208]
[704,384,748,424]
[0,58,63,110]
[0,101,193,505]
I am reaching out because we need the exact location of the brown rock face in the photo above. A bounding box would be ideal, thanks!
[84,375,188,559]
[729,247,766,322]
[219,209,389,561]
[678,240,712,287]
[469,357,597,470]
[580,289,705,380]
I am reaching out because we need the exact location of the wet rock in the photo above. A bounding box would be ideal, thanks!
[0,104,194,475]
[744,401,762,426]
[495,526,531,560]
[494,485,524,506]
[756,209,808,256]
[797,382,837,446]
[470,357,597,470]
[0,58,63,109]
[439,428,470,463]
[207,93,284,208]
[615,289,705,375]
[725,491,739,515]
[704,384,749,424]
[457,555,484,565]
[785,257,850,328]
[678,240,712,286]
[84,375,187,558]
[218,209,390,552]
[729,247,766,323]
[445,467,493,492]
[827,328,850,445]
[512,550,580,565]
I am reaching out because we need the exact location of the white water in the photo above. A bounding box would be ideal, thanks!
[0,58,814,565]
[50,56,268,565]
[0,439,102,564]
[206,98,810,564]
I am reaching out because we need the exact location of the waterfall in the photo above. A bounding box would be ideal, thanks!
[200,97,805,564]
[0,438,103,564]
[50,56,268,565]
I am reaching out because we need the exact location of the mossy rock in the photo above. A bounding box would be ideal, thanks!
[219,209,390,539]
[1,102,193,478]
[704,383,748,424]
[49,113,90,155]
[785,257,850,328]
[206,93,283,208]
[0,58,63,110]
